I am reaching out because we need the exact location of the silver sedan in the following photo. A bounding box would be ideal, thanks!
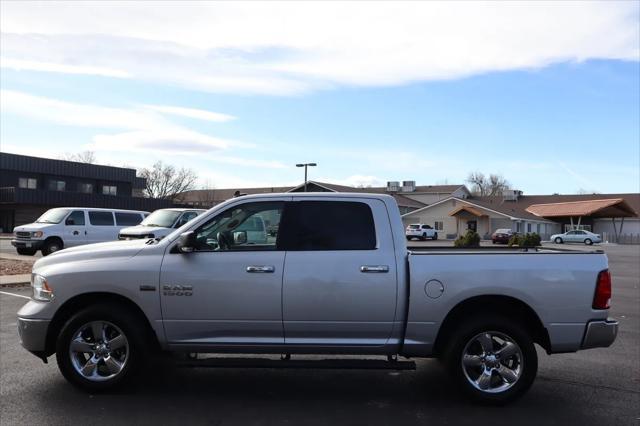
[551,230,601,245]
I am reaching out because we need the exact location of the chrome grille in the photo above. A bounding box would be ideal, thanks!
[15,232,31,239]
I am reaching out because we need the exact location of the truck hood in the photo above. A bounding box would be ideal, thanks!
[13,223,57,233]
[119,225,170,236]
[33,239,151,270]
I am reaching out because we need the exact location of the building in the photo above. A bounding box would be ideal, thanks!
[0,152,172,232]
[401,192,640,242]
[177,180,469,215]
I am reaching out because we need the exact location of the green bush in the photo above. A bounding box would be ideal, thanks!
[508,232,541,248]
[454,230,481,248]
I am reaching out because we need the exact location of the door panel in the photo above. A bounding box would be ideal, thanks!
[63,210,87,247]
[281,198,398,347]
[160,251,285,345]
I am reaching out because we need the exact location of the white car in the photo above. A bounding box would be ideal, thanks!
[551,230,602,245]
[11,207,148,256]
[118,208,206,240]
[406,223,438,241]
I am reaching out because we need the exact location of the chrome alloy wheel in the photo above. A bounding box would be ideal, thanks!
[461,331,523,394]
[69,321,129,382]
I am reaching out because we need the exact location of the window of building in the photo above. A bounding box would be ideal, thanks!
[78,183,93,194]
[516,222,522,232]
[279,201,376,251]
[89,211,114,226]
[48,180,66,191]
[434,221,444,231]
[18,178,37,189]
[102,185,117,196]
[527,223,532,233]
[115,212,143,226]
[193,201,284,251]
[65,210,86,226]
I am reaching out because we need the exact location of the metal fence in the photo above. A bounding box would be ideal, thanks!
[600,232,640,245]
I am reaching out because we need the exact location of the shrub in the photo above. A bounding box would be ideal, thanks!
[454,230,481,248]
[508,232,541,248]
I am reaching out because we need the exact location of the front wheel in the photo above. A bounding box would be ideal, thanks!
[41,238,63,256]
[56,304,148,392]
[554,237,563,244]
[433,233,438,241]
[443,315,538,404]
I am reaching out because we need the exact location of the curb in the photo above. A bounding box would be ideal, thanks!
[0,281,30,288]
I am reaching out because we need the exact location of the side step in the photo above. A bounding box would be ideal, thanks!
[175,356,416,370]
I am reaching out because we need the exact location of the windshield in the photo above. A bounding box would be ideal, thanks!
[140,210,182,228]
[35,208,70,224]
[495,229,511,233]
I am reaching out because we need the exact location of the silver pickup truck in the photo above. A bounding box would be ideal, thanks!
[17,193,617,403]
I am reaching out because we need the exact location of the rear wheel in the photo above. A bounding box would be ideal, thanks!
[421,233,427,241]
[42,238,63,256]
[584,238,593,245]
[16,248,37,256]
[442,314,537,404]
[554,237,563,244]
[56,304,148,392]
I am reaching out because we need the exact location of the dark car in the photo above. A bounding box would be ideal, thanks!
[492,228,516,244]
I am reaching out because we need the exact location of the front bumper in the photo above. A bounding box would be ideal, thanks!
[11,239,44,250]
[17,317,50,354]
[581,319,618,349]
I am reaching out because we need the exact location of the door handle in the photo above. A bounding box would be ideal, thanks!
[246,265,275,273]
[73,231,79,235]
[360,265,389,273]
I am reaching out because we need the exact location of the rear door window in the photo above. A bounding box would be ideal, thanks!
[89,211,115,226]
[115,212,143,226]
[279,201,376,250]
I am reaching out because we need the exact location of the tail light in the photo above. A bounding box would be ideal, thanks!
[593,270,612,309]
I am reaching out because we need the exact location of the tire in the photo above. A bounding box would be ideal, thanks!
[406,236,412,241]
[433,233,438,241]
[442,314,538,405]
[554,237,563,244]
[41,238,63,256]
[584,239,593,245]
[55,303,149,392]
[16,248,37,256]
[421,233,427,241]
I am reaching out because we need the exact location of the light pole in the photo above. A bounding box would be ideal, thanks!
[296,163,317,192]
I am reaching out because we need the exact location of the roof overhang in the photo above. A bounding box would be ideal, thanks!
[526,198,637,218]
[448,205,487,217]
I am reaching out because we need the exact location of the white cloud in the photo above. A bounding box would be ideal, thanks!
[143,105,235,123]
[1,57,130,78]
[0,89,250,156]
[1,2,637,95]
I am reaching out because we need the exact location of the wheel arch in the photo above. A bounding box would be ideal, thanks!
[45,292,159,356]
[432,295,551,356]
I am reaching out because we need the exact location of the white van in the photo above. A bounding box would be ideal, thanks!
[118,208,206,240]
[11,207,148,256]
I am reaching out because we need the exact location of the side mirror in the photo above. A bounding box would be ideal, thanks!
[177,231,196,253]
[233,231,247,245]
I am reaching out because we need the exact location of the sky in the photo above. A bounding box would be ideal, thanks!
[1,1,639,194]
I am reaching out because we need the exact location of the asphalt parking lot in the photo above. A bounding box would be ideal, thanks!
[0,244,638,425]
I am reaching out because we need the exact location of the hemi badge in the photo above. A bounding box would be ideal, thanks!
[139,285,156,292]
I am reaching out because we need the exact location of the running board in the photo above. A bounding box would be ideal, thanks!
[175,356,416,370]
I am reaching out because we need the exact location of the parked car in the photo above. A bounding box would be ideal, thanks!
[118,208,206,240]
[11,208,148,256]
[17,193,617,404]
[551,230,601,245]
[406,223,438,240]
[491,229,517,244]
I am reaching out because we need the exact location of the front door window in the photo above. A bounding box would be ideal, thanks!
[467,220,477,232]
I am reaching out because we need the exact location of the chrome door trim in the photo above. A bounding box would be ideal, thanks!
[246,265,276,273]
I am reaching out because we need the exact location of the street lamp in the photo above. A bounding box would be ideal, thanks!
[296,163,317,192]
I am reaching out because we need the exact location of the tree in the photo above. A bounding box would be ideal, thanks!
[138,161,198,199]
[60,151,96,164]
[466,172,510,196]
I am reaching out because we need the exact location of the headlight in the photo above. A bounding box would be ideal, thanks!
[32,231,43,238]
[31,274,54,302]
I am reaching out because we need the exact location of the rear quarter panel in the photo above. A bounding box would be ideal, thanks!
[404,251,609,356]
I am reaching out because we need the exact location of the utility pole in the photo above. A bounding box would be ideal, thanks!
[296,163,317,192]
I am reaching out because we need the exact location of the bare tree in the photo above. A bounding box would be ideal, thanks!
[60,151,96,164]
[466,172,510,196]
[576,188,600,195]
[138,161,198,199]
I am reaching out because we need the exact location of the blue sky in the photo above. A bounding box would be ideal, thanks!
[1,2,638,194]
